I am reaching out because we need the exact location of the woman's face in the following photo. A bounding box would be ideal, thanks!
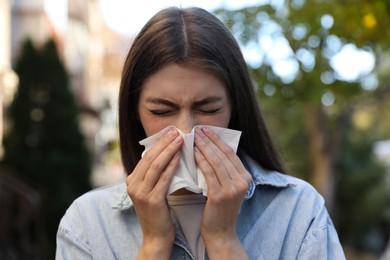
[138,63,232,136]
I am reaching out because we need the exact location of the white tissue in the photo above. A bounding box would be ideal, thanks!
[139,125,241,196]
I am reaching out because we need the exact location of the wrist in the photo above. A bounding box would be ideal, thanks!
[202,234,248,260]
[202,232,236,249]
[137,236,174,260]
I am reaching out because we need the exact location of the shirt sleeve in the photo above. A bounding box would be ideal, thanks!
[297,205,346,260]
[55,202,93,260]
[56,225,92,259]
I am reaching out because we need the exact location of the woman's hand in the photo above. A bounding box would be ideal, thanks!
[194,127,251,260]
[126,129,183,260]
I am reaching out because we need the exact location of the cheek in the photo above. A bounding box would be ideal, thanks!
[140,115,173,137]
[198,112,231,128]
[218,107,232,127]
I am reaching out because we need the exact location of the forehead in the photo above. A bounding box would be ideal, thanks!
[140,63,229,100]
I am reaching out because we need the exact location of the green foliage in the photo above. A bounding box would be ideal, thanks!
[2,38,91,258]
[257,86,311,180]
[216,0,390,253]
[335,127,390,252]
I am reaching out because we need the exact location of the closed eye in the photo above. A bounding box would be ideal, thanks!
[199,108,221,114]
[148,109,172,115]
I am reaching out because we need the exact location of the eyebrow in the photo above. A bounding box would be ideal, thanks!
[145,96,224,108]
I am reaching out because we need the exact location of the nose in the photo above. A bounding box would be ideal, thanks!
[176,112,195,134]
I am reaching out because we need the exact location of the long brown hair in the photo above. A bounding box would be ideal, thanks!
[118,7,284,175]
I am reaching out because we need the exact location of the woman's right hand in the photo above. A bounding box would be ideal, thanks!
[126,129,183,259]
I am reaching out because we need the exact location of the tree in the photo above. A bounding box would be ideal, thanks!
[215,0,390,252]
[1,38,91,259]
[335,125,389,251]
[217,0,390,207]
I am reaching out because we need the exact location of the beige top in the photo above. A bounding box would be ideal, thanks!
[168,194,206,260]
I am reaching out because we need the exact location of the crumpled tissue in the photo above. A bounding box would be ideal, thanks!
[139,125,241,196]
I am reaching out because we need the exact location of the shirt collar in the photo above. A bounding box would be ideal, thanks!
[112,154,296,210]
[241,154,296,199]
[112,183,133,210]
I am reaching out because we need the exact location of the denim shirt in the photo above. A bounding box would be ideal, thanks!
[56,155,345,260]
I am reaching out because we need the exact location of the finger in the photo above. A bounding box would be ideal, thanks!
[195,145,247,202]
[194,146,221,188]
[134,129,181,182]
[152,151,181,195]
[141,135,183,190]
[194,129,234,182]
[201,127,248,178]
[194,137,235,191]
[195,128,251,186]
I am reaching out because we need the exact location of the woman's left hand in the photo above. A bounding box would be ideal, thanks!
[194,127,252,259]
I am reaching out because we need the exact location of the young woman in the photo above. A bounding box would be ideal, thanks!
[56,6,345,260]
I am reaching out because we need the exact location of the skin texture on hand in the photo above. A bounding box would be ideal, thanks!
[127,127,251,259]
[126,129,183,260]
[194,127,251,260]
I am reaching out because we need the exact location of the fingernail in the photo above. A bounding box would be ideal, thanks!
[194,132,201,141]
[167,129,177,139]
[174,135,182,143]
[202,127,213,135]
[195,128,204,137]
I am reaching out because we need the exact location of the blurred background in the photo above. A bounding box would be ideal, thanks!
[0,0,389,259]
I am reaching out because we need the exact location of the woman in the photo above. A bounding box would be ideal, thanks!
[56,6,345,260]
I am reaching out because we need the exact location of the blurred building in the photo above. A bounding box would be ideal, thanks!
[0,0,130,186]
[0,0,18,155]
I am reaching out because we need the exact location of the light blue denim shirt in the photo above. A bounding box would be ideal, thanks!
[56,155,345,259]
